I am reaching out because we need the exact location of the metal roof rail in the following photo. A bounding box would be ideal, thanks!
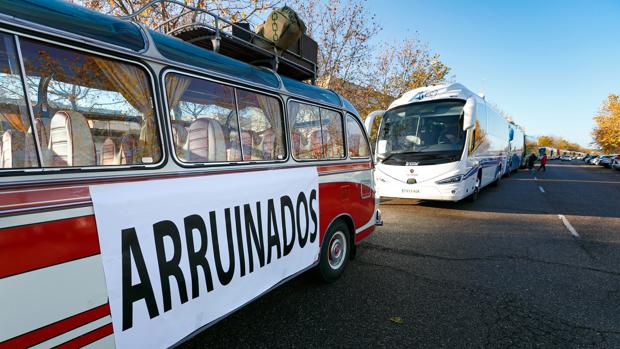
[119,0,318,83]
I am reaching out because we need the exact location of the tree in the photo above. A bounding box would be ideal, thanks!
[75,0,451,120]
[292,0,450,118]
[372,36,450,110]
[592,94,620,153]
[71,0,278,33]
[537,135,554,147]
[535,135,588,152]
[294,0,379,87]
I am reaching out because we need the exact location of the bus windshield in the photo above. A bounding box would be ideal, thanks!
[377,100,466,163]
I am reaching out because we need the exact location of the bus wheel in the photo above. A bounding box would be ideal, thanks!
[317,220,350,283]
[492,167,502,187]
[468,177,480,202]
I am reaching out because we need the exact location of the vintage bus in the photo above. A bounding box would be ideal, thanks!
[0,2,379,348]
[365,83,513,202]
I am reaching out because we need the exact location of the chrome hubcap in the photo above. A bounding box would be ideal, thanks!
[328,231,347,270]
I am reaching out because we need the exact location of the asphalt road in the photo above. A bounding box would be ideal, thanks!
[180,160,620,348]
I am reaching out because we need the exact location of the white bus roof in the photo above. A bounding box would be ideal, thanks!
[387,82,527,131]
[388,83,481,110]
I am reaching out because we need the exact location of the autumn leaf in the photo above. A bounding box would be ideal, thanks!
[389,316,404,325]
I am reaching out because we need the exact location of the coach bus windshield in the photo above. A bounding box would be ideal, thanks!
[376,100,466,164]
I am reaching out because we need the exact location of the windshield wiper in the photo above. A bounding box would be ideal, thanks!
[378,151,420,162]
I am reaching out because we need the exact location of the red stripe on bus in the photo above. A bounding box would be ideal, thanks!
[0,216,100,278]
[355,226,376,243]
[0,304,110,349]
[53,323,113,349]
[0,186,90,209]
[0,161,371,215]
[317,162,372,174]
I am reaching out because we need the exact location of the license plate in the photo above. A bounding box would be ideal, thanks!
[401,188,419,193]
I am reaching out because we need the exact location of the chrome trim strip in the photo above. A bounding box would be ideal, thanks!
[14,35,43,167]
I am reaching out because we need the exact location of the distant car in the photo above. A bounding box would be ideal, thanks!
[591,156,602,165]
[598,155,613,168]
[560,155,571,161]
[612,155,620,171]
[583,155,594,162]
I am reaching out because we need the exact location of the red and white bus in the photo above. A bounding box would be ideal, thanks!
[0,2,379,348]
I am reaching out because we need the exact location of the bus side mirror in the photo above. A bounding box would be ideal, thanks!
[365,110,385,135]
[463,97,475,130]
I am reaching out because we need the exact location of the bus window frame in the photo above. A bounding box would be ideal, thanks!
[161,69,290,168]
[286,98,347,163]
[345,113,371,160]
[0,29,167,176]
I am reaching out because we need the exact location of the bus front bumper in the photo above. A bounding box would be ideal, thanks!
[376,181,473,202]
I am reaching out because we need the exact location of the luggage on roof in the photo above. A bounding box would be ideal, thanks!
[254,6,307,52]
[160,4,317,83]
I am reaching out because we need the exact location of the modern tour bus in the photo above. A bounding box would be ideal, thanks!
[507,123,525,173]
[365,83,516,202]
[539,146,559,159]
[0,1,379,348]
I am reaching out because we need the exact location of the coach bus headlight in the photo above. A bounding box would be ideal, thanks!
[436,174,463,185]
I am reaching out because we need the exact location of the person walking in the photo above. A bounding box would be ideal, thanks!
[527,152,538,174]
[537,153,548,172]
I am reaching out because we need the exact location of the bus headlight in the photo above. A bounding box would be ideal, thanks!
[436,174,463,185]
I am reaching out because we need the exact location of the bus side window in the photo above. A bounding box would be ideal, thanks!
[165,73,239,163]
[320,109,345,159]
[0,33,38,169]
[236,90,285,161]
[346,114,370,158]
[289,101,321,160]
[20,38,160,167]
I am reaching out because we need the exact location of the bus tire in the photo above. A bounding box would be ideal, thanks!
[505,162,512,177]
[317,220,350,283]
[467,175,481,202]
[492,166,502,187]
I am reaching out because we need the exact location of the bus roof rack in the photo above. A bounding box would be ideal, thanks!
[120,0,318,84]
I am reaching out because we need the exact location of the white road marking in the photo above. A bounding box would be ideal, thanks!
[538,186,545,193]
[534,176,538,180]
[558,214,580,238]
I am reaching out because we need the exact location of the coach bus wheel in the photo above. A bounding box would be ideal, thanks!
[492,167,502,187]
[468,176,480,202]
[317,220,350,283]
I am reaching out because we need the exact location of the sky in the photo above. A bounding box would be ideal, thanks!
[366,0,620,147]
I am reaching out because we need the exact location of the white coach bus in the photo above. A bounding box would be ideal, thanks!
[365,83,511,202]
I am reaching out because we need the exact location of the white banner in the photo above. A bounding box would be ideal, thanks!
[90,167,319,349]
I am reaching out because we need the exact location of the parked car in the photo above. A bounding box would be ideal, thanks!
[598,155,614,168]
[591,156,602,165]
[560,155,572,161]
[612,155,620,171]
[583,154,594,163]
